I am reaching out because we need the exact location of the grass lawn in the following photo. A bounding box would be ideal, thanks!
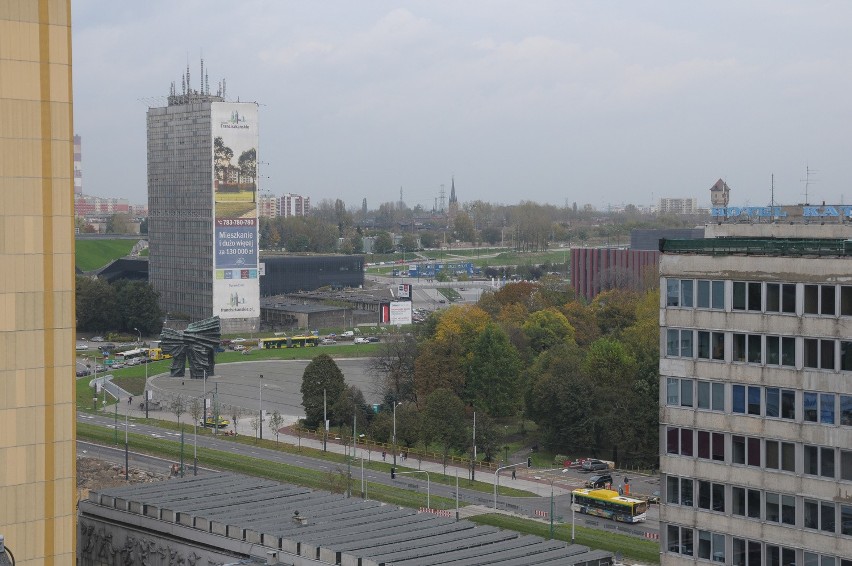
[470,514,660,564]
[77,422,458,510]
[75,239,137,271]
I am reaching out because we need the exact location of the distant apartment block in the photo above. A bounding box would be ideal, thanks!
[258,193,280,217]
[74,133,82,194]
[659,197,698,215]
[75,194,131,217]
[281,193,310,217]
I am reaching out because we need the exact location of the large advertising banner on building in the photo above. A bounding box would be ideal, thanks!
[211,102,260,319]
[388,301,413,325]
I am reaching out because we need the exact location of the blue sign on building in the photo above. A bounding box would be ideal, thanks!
[408,262,474,277]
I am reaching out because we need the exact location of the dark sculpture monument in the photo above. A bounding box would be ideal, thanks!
[159,316,221,378]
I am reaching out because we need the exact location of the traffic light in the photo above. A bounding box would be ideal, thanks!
[527,457,532,468]
[391,467,396,479]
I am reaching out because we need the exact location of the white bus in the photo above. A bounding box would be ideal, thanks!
[115,348,149,365]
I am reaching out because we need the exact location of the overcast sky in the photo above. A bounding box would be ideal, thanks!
[72,1,852,211]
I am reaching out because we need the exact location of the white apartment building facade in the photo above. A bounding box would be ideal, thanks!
[659,197,699,215]
[281,193,310,217]
[659,231,852,565]
[258,193,280,218]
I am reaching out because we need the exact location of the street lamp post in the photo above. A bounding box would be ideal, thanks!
[493,462,524,509]
[392,401,402,467]
[259,374,263,440]
[124,408,129,481]
[133,327,141,345]
[323,388,327,451]
[394,470,430,509]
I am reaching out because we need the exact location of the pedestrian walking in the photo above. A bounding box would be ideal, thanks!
[382,451,386,461]
[511,469,516,480]
[128,396,132,405]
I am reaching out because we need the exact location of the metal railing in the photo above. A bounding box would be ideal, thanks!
[292,425,499,472]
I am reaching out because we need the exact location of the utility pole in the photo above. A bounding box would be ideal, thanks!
[323,389,327,452]
[471,411,476,481]
[347,414,355,498]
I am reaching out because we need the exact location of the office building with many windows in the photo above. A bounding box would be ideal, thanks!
[147,66,260,333]
[659,228,852,565]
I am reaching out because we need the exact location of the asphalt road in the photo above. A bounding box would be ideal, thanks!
[78,411,660,538]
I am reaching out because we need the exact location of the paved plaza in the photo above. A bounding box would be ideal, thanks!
[146,358,379,426]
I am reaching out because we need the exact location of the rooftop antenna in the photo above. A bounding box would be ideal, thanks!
[800,164,818,205]
[186,60,191,93]
[770,173,775,207]
[200,57,204,95]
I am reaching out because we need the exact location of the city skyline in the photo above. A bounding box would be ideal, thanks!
[73,1,852,210]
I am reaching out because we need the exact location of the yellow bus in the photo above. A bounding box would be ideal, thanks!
[148,348,172,361]
[571,488,648,523]
[258,335,319,349]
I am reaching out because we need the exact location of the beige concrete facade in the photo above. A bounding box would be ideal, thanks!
[0,1,76,563]
[659,231,852,565]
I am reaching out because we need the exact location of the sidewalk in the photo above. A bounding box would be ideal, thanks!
[105,395,574,498]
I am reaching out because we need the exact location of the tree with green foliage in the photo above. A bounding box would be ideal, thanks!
[521,308,576,353]
[268,410,284,443]
[524,342,594,452]
[421,388,468,474]
[581,338,639,464]
[301,354,346,428]
[75,276,118,332]
[113,280,163,335]
[399,232,419,252]
[452,212,475,243]
[106,213,132,234]
[331,385,371,429]
[591,289,640,337]
[419,231,437,249]
[373,231,394,254]
[466,324,521,417]
[472,411,502,463]
[413,338,467,403]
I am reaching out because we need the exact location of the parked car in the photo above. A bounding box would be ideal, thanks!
[585,474,613,489]
[76,344,88,351]
[231,337,246,343]
[320,338,336,345]
[341,330,354,337]
[367,336,380,343]
[91,336,104,342]
[232,344,246,351]
[582,459,609,471]
[354,337,369,344]
[75,369,90,377]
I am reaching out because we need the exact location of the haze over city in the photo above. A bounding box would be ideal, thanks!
[73,1,852,209]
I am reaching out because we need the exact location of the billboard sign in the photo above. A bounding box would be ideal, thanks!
[389,301,412,325]
[212,102,260,319]
[397,283,411,300]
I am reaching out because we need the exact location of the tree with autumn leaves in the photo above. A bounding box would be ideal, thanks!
[372,281,660,468]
